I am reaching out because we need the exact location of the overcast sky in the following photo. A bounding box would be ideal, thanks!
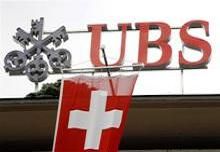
[1,0,220,98]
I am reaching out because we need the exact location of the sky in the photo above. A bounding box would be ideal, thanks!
[1,0,220,98]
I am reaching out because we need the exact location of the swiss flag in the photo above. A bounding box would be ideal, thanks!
[53,75,138,152]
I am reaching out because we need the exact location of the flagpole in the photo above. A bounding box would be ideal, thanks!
[100,45,116,96]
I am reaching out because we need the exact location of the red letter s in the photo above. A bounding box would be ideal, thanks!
[179,20,212,68]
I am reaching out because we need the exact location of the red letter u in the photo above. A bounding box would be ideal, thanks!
[88,23,131,67]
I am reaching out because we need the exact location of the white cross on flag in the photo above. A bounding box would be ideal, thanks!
[53,74,138,152]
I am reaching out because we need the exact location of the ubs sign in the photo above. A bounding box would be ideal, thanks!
[4,18,211,83]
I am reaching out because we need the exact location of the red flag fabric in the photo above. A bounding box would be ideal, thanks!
[53,74,138,152]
